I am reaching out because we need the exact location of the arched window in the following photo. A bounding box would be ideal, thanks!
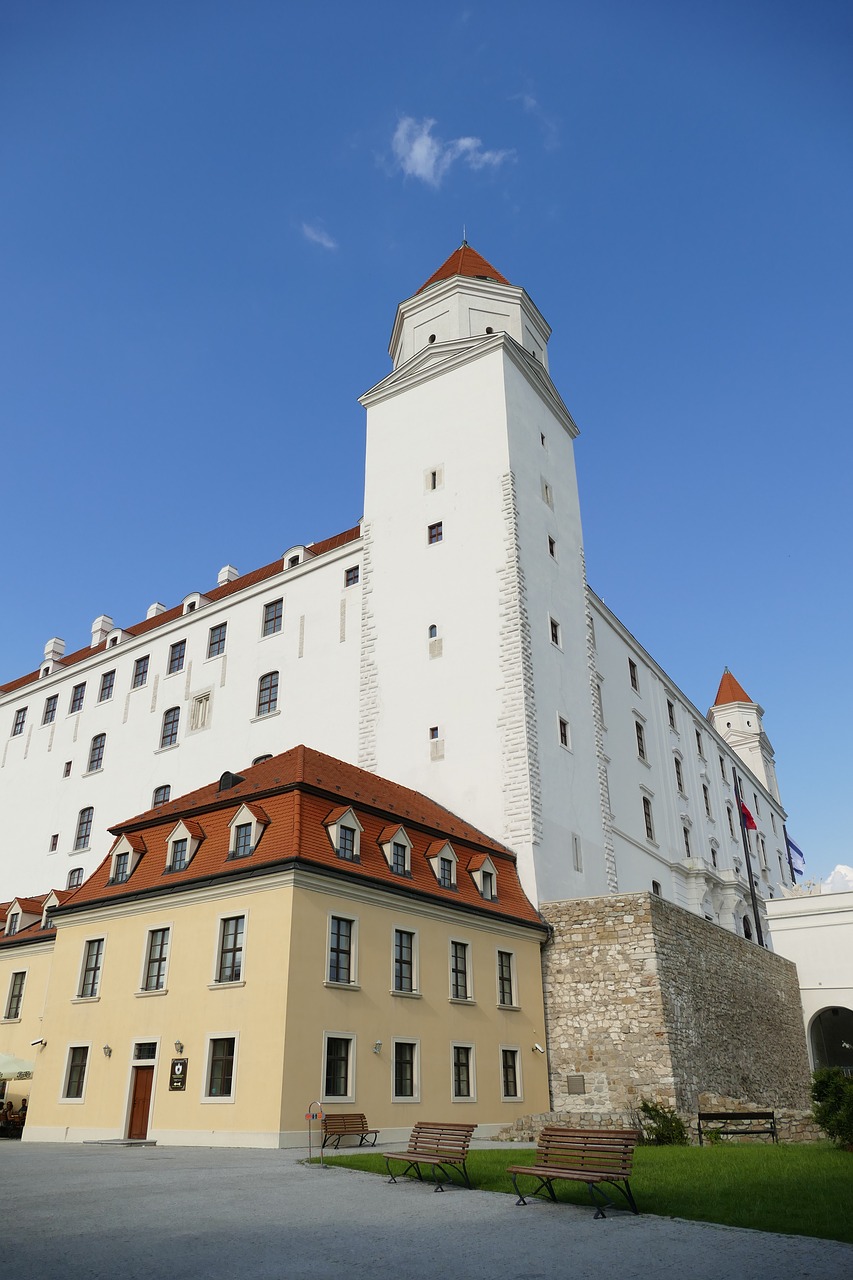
[74,807,94,851]
[160,707,180,749]
[428,624,437,640]
[152,784,171,808]
[87,733,106,773]
[67,867,84,890]
[742,915,753,940]
[257,672,279,716]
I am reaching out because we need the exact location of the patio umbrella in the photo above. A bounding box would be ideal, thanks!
[0,1052,35,1080]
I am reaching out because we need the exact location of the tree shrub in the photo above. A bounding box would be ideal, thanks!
[812,1068,853,1149]
[635,1098,689,1145]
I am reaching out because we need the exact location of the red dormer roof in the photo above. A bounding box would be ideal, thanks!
[417,243,510,294]
[712,669,753,707]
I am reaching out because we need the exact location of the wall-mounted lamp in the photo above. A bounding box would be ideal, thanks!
[373,1040,382,1055]
[102,1044,112,1058]
[532,1043,545,1054]
[174,1041,184,1055]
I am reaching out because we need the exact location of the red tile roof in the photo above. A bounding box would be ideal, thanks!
[0,888,71,948]
[62,746,543,929]
[712,669,753,707]
[0,526,362,694]
[417,243,510,294]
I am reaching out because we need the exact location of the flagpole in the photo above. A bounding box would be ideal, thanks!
[733,770,765,947]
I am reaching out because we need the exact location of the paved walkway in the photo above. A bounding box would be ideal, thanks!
[3,1140,851,1280]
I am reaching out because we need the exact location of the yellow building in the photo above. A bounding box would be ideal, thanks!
[20,746,550,1147]
[0,891,65,1112]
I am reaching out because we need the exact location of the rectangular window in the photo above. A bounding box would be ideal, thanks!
[344,566,359,587]
[727,807,735,839]
[703,784,712,818]
[549,617,561,647]
[217,916,244,983]
[70,683,86,713]
[337,825,356,860]
[262,599,283,637]
[160,707,180,748]
[674,757,684,792]
[391,842,408,875]
[64,1046,89,1099]
[481,869,495,900]
[113,851,129,883]
[501,1048,520,1099]
[143,928,170,991]
[42,695,58,725]
[328,917,354,984]
[170,838,188,871]
[75,807,93,851]
[427,521,443,545]
[324,1036,352,1099]
[168,641,186,674]
[439,856,454,887]
[450,941,469,1000]
[667,699,676,730]
[98,671,115,702]
[87,733,105,772]
[683,826,691,857]
[232,823,252,858]
[4,972,25,1019]
[132,656,149,688]
[771,812,777,834]
[635,721,647,761]
[497,951,515,1007]
[695,728,704,757]
[558,717,571,748]
[12,708,27,737]
[206,1037,235,1098]
[753,792,761,817]
[79,940,104,999]
[393,1041,417,1100]
[50,834,59,852]
[628,659,639,692]
[452,1045,473,1099]
[548,535,556,559]
[643,796,655,841]
[394,929,414,993]
[719,753,727,782]
[572,832,583,872]
[6,913,19,936]
[207,623,227,658]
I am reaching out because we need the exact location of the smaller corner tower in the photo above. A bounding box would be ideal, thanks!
[708,669,780,801]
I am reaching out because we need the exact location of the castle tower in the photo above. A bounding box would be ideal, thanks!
[358,244,608,903]
[708,669,781,802]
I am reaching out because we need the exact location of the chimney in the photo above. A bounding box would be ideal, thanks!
[43,637,66,663]
[146,602,167,620]
[217,564,239,586]
[91,615,113,647]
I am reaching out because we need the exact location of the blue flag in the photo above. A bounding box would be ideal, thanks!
[787,836,806,876]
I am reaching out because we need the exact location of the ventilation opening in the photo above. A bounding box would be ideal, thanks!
[428,334,436,344]
[218,770,245,792]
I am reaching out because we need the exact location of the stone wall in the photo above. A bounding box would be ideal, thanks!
[539,892,812,1122]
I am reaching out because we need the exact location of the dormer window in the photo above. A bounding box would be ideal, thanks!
[7,912,19,936]
[324,807,363,863]
[182,592,209,615]
[227,804,269,861]
[426,841,457,888]
[114,852,129,883]
[378,826,412,876]
[469,856,498,901]
[109,834,146,884]
[164,820,204,873]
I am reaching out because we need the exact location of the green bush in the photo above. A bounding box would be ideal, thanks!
[635,1098,689,1145]
[812,1068,853,1148]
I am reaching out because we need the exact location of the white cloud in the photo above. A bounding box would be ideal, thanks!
[302,223,338,251]
[391,117,513,188]
[824,864,853,894]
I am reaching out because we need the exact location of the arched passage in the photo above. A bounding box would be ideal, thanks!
[810,1006,853,1072]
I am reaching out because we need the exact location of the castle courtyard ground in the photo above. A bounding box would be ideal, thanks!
[3,1140,851,1280]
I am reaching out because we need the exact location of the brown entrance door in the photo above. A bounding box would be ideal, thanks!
[127,1065,154,1140]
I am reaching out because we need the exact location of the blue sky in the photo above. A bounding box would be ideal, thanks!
[2,1,851,884]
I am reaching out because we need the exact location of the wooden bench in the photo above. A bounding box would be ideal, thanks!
[508,1126,641,1219]
[385,1121,477,1191]
[697,1110,777,1145]
[321,1112,379,1149]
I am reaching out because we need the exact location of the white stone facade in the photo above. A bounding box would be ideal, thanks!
[0,248,794,937]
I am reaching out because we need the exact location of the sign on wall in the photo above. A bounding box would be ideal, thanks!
[169,1058,188,1091]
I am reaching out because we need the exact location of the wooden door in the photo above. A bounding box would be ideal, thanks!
[127,1065,154,1140]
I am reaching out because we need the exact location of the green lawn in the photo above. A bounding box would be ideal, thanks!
[322,1144,853,1244]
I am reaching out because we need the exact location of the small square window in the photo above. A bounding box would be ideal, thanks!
[98,671,115,702]
[132,656,150,689]
[427,522,443,545]
[207,623,227,658]
[70,683,86,713]
[429,726,439,740]
[168,641,186,675]
[344,566,360,587]
[262,599,283,637]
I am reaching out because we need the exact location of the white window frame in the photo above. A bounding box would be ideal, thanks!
[60,1043,92,1104]
[470,858,498,901]
[427,841,457,888]
[211,911,247,987]
[201,1032,239,1104]
[3,970,26,1021]
[75,937,105,1001]
[449,938,474,1003]
[391,925,419,996]
[450,1041,476,1102]
[326,912,359,988]
[227,804,268,860]
[496,949,518,1009]
[164,820,203,873]
[109,835,144,884]
[379,825,412,876]
[499,1044,523,1102]
[321,1031,356,1104]
[261,597,284,638]
[138,923,172,995]
[324,808,363,862]
[392,1037,421,1103]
